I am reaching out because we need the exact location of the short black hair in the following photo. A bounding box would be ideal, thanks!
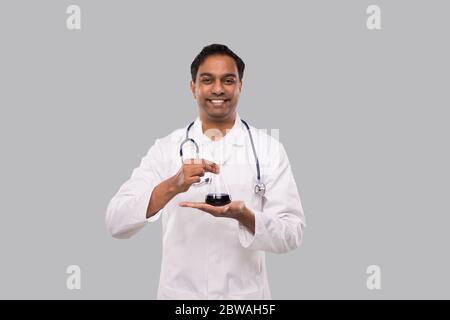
[190,44,245,82]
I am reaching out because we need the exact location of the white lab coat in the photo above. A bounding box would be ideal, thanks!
[105,113,306,299]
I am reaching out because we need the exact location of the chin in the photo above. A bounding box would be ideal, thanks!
[205,107,231,119]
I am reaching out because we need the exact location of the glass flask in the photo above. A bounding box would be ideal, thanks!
[205,170,232,206]
[203,136,232,206]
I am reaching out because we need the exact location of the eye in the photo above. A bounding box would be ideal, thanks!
[201,78,212,84]
[224,78,235,84]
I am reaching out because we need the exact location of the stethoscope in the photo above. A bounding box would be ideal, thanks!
[179,119,266,197]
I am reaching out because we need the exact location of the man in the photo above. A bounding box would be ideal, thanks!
[106,44,306,299]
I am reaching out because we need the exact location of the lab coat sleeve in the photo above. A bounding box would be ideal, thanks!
[238,144,306,253]
[105,139,166,239]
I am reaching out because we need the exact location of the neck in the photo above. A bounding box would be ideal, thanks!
[200,112,237,139]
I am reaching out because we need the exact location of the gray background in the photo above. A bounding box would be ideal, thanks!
[0,0,449,299]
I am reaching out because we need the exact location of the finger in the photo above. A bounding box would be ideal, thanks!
[179,202,207,210]
[202,159,220,174]
[187,177,201,184]
[189,166,205,177]
[179,202,217,213]
[179,201,199,208]
[182,158,197,165]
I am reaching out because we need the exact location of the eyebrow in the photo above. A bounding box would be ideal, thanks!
[199,73,237,78]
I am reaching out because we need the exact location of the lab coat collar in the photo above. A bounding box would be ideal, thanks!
[189,113,247,165]
[190,113,246,147]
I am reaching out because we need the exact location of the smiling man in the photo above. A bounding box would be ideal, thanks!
[106,44,306,300]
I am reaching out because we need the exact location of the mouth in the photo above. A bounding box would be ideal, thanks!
[206,99,230,107]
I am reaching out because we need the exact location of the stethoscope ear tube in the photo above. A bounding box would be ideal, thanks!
[240,119,260,181]
[179,138,199,158]
[241,119,265,196]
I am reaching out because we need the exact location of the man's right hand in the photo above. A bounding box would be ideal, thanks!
[146,159,219,219]
[171,159,220,194]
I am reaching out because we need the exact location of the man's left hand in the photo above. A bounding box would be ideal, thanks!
[179,200,246,220]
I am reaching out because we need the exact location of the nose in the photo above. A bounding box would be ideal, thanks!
[211,79,225,96]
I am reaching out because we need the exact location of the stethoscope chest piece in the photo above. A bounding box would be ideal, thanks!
[254,183,266,197]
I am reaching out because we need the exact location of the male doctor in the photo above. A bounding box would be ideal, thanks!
[106,44,306,300]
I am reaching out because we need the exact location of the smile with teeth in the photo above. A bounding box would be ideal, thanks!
[208,99,228,106]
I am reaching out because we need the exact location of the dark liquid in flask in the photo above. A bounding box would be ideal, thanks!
[205,193,231,206]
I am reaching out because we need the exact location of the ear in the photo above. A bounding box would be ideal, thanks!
[238,80,243,92]
[190,80,196,99]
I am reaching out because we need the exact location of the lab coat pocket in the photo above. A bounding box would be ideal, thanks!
[227,250,263,297]
[158,285,205,300]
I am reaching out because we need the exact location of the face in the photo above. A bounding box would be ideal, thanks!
[190,54,242,121]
